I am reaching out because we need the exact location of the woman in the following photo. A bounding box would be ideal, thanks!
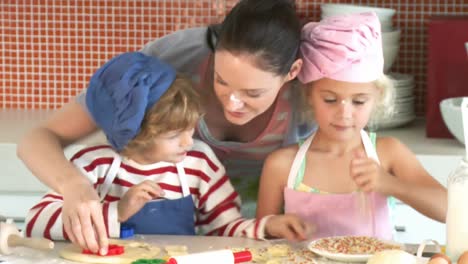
[17,0,314,254]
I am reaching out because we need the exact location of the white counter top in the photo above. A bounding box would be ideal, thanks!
[0,109,106,146]
[0,235,268,264]
[0,109,105,196]
[0,235,430,264]
[378,118,465,156]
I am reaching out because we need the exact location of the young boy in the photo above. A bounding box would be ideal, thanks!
[25,52,310,253]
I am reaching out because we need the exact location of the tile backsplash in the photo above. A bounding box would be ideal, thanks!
[1,0,467,114]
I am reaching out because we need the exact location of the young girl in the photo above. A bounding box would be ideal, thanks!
[25,52,310,253]
[256,12,447,240]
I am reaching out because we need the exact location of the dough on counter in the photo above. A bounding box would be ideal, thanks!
[59,239,161,264]
[231,244,317,264]
[265,259,282,264]
[164,244,188,256]
[249,247,269,262]
[267,244,290,257]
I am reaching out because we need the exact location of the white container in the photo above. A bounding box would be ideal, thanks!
[320,3,396,32]
[440,97,467,144]
[382,29,401,45]
[446,158,468,261]
[383,44,400,72]
[321,3,396,19]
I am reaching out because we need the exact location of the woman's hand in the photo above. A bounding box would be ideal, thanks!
[350,150,395,194]
[62,179,108,255]
[118,180,165,222]
[265,214,315,242]
[18,100,107,253]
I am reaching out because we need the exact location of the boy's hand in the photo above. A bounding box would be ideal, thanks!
[265,214,315,242]
[117,180,165,222]
[350,149,394,194]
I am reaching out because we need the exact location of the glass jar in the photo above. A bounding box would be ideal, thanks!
[446,158,468,261]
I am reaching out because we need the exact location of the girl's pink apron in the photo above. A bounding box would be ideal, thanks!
[284,130,393,240]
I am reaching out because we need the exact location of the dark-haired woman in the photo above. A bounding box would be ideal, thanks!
[17,0,315,254]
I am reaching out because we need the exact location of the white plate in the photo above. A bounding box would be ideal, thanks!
[388,72,414,86]
[308,236,403,263]
[394,88,415,97]
[395,88,414,98]
[395,96,415,103]
[308,247,371,262]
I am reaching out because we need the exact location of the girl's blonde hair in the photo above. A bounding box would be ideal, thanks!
[121,75,203,156]
[367,74,395,131]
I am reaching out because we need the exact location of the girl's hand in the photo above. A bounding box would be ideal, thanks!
[117,180,165,222]
[265,214,315,242]
[350,149,394,194]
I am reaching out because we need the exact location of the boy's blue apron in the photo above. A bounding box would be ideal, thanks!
[100,156,196,236]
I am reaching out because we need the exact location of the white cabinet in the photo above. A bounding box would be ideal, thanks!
[391,154,461,244]
[0,143,86,192]
[393,203,446,244]
[0,143,86,228]
[0,143,47,193]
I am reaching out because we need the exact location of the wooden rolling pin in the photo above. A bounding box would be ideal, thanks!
[0,220,54,255]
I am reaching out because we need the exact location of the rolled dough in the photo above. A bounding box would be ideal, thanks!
[59,239,161,264]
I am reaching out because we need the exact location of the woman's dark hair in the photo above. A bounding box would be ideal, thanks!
[206,0,300,76]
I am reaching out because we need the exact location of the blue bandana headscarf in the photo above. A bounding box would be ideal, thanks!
[86,52,176,151]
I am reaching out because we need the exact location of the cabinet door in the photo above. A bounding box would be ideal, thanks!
[0,143,86,192]
[0,143,86,230]
[392,155,461,244]
[392,203,445,244]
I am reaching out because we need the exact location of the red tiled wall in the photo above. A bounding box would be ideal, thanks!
[1,0,467,114]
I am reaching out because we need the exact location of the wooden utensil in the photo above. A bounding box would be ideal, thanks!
[0,220,54,255]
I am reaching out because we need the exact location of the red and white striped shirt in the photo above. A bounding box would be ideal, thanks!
[25,140,271,240]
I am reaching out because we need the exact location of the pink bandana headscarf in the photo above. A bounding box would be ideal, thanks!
[298,12,383,84]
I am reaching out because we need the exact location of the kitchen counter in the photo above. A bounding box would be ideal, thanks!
[0,109,106,145]
[0,235,431,264]
[0,235,266,264]
[378,118,464,156]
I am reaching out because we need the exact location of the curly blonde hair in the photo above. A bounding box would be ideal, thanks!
[121,75,203,156]
[367,74,395,130]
